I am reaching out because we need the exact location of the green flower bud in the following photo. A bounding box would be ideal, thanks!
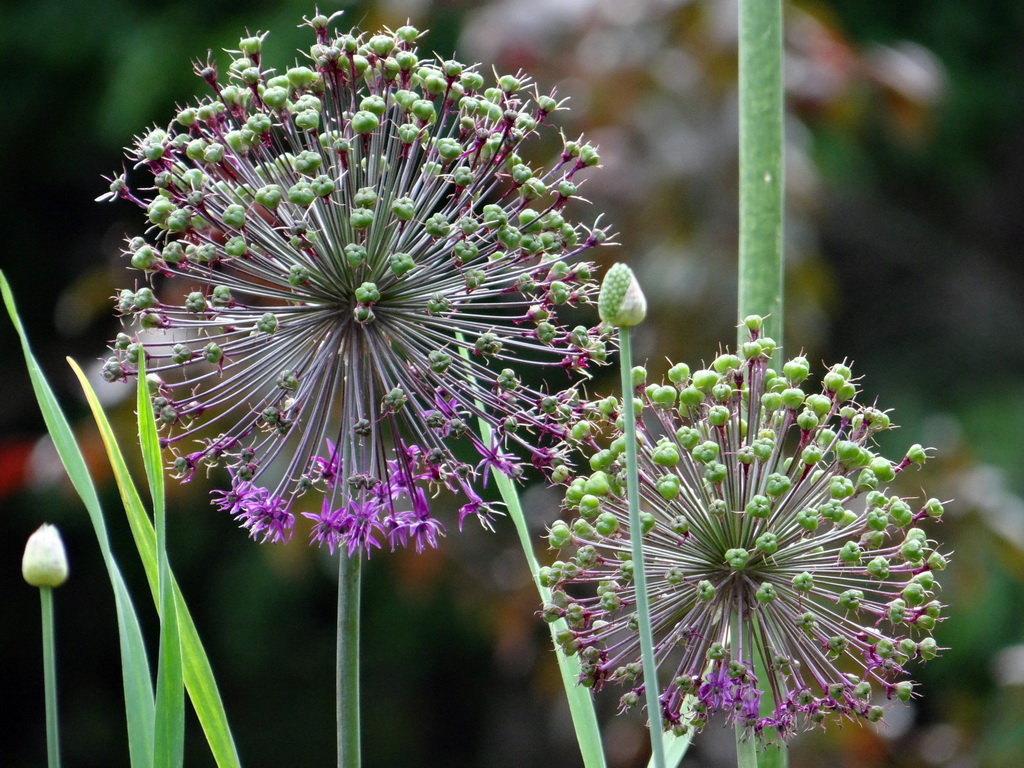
[598,263,646,327]
[22,524,69,588]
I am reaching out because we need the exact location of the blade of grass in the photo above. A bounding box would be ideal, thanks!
[67,358,242,768]
[659,730,695,768]
[3,271,156,768]
[137,355,185,768]
[480,424,607,768]
[451,333,605,765]
[456,334,606,767]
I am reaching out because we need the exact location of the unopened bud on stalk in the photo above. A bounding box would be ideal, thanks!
[22,524,69,588]
[599,263,646,328]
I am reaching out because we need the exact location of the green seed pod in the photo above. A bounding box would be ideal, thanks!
[351,110,380,133]
[866,556,890,579]
[652,440,681,467]
[725,548,750,569]
[756,582,777,603]
[548,521,571,548]
[792,572,814,592]
[667,362,690,384]
[656,475,681,501]
[795,507,820,531]
[918,637,939,660]
[745,495,771,518]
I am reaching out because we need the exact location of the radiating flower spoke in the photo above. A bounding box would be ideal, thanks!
[101,16,611,554]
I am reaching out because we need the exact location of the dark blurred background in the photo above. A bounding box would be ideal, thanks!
[3,1,1023,766]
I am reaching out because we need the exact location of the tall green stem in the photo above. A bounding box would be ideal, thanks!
[738,0,784,352]
[619,328,666,768]
[41,586,60,768]
[337,554,362,768]
[738,1,788,765]
[735,725,758,768]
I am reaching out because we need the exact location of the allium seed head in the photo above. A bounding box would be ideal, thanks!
[549,321,948,737]
[101,16,610,554]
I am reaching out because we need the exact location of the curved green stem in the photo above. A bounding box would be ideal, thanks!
[619,327,666,768]
[41,587,61,768]
[337,554,362,768]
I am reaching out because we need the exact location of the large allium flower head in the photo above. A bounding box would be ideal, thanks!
[543,318,948,738]
[100,13,611,553]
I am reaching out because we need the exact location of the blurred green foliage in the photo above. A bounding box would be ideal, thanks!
[3,1,1023,766]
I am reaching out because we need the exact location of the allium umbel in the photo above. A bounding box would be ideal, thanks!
[544,319,947,737]
[101,14,609,553]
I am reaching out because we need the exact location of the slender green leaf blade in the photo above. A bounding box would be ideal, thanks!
[69,358,241,768]
[757,742,787,768]
[651,722,694,768]
[489,442,606,768]
[137,354,185,768]
[155,595,185,768]
[2,271,155,768]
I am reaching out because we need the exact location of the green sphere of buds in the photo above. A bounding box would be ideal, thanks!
[99,14,612,553]
[598,263,646,327]
[22,524,69,588]
[546,326,949,738]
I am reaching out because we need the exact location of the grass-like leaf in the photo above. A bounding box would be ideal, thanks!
[3,271,156,768]
[136,354,186,768]
[481,427,608,768]
[68,358,242,768]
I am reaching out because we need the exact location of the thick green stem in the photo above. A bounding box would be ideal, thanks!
[337,554,362,768]
[619,328,666,768]
[738,0,785,352]
[41,587,60,768]
[736,726,758,768]
[739,1,789,764]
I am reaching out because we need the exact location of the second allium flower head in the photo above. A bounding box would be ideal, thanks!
[545,319,947,738]
[102,12,609,554]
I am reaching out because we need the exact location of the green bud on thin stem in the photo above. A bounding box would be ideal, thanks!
[23,524,69,588]
[24,525,67,768]
[599,263,646,328]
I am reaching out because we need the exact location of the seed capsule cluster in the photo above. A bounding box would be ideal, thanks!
[544,320,947,737]
[101,14,610,552]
